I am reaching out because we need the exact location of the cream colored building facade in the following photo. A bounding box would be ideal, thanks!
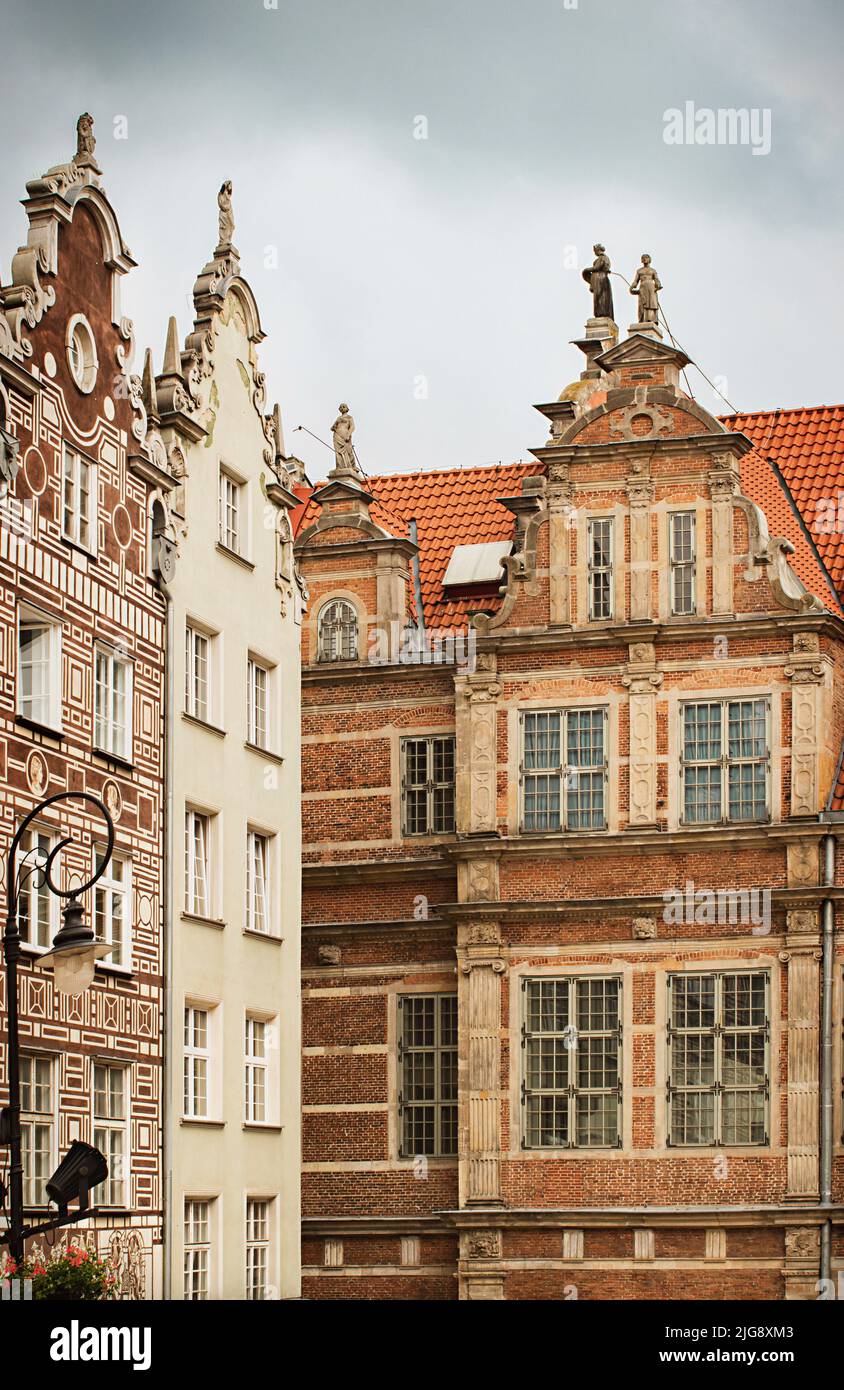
[147,198,304,1299]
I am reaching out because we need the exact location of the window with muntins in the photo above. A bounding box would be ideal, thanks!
[398,994,457,1157]
[93,1064,127,1206]
[62,445,94,550]
[247,658,269,748]
[18,828,58,950]
[246,830,270,934]
[185,626,210,722]
[18,610,61,729]
[94,849,130,968]
[667,971,768,1146]
[94,645,132,759]
[402,736,456,835]
[522,709,608,832]
[218,469,241,553]
[21,1054,54,1207]
[183,1005,210,1118]
[185,810,211,917]
[522,977,621,1148]
[681,698,769,824]
[318,600,358,662]
[244,1016,268,1123]
[670,511,696,615]
[246,1199,271,1300]
[184,1199,212,1300]
[587,517,613,620]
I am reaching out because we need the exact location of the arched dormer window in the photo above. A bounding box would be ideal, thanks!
[318,600,358,662]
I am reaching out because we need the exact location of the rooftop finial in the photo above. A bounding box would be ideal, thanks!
[74,112,101,173]
[217,180,235,250]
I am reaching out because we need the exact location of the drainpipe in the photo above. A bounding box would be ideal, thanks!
[158,578,175,1300]
[408,519,425,639]
[820,831,835,1286]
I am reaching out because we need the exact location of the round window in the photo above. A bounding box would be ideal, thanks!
[66,315,98,394]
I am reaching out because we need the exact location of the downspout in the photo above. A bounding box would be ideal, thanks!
[408,519,425,640]
[819,830,835,1286]
[158,578,175,1300]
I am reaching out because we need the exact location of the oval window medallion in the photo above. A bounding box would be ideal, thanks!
[66,314,99,394]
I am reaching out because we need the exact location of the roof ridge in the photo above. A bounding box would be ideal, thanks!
[721,403,844,421]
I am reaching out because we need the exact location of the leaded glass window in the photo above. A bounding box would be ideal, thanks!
[588,517,613,620]
[522,709,608,832]
[522,977,621,1149]
[401,736,455,835]
[399,994,457,1157]
[670,511,696,615]
[682,699,769,824]
[668,971,768,1146]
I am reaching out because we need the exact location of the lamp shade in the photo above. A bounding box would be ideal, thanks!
[36,895,110,997]
[46,1140,108,1210]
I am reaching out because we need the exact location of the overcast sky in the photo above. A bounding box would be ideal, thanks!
[2,0,842,479]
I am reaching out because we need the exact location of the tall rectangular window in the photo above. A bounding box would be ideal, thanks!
[18,828,58,950]
[94,849,130,968]
[682,698,769,824]
[670,511,696,615]
[247,658,269,748]
[522,977,621,1149]
[522,708,607,832]
[185,810,211,917]
[587,517,613,620]
[185,625,210,722]
[219,469,242,554]
[246,831,270,935]
[246,1198,271,1300]
[62,445,94,550]
[93,1064,128,1206]
[184,1199,212,1300]
[94,645,132,759]
[401,736,456,835]
[18,609,61,729]
[399,994,457,1157]
[244,1016,268,1123]
[21,1055,54,1207]
[668,972,768,1146]
[183,1005,210,1118]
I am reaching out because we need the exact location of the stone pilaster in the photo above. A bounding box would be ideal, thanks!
[547,479,574,625]
[785,634,825,817]
[457,920,505,1209]
[459,1228,505,1300]
[783,1226,821,1299]
[708,459,739,615]
[626,470,654,621]
[782,910,821,1201]
[455,657,501,835]
[622,641,662,827]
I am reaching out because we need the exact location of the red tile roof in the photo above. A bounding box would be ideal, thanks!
[722,406,844,599]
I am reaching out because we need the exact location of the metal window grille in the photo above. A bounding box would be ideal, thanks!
[521,709,607,832]
[246,1199,270,1300]
[94,849,129,967]
[398,994,457,1157]
[401,736,455,835]
[681,698,769,825]
[184,1200,211,1300]
[93,1064,127,1206]
[183,1006,209,1118]
[587,517,613,620]
[318,600,358,662]
[521,977,621,1149]
[244,1017,268,1123]
[21,1054,54,1207]
[670,511,696,615]
[667,971,768,1146]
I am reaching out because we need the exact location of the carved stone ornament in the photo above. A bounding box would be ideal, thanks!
[465,1230,501,1260]
[784,1227,820,1259]
[632,916,657,939]
[467,922,500,946]
[609,403,672,442]
[317,944,342,966]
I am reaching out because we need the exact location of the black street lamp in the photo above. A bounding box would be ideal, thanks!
[1,791,115,1265]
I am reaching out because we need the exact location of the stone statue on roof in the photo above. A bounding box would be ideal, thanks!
[582,243,614,321]
[331,403,360,475]
[218,180,235,247]
[75,113,96,162]
[630,253,662,325]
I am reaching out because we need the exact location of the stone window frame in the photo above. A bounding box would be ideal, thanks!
[668,508,697,616]
[65,312,99,395]
[586,515,614,621]
[666,685,780,833]
[316,595,360,664]
[400,734,456,837]
[678,695,772,828]
[397,991,458,1159]
[518,704,610,835]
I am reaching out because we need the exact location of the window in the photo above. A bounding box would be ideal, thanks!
[21,1055,54,1207]
[92,1065,128,1206]
[94,849,130,969]
[244,1016,268,1123]
[668,972,768,1146]
[183,1005,210,1119]
[246,830,270,935]
[18,608,61,729]
[184,810,211,917]
[66,314,98,393]
[94,645,132,760]
[247,658,269,749]
[398,994,457,1157]
[522,977,621,1149]
[318,600,358,662]
[521,709,608,832]
[18,828,58,950]
[402,736,456,835]
[246,1199,271,1300]
[681,698,769,825]
[184,1199,213,1300]
[62,445,94,550]
[587,517,613,620]
[185,625,211,722]
[670,511,696,615]
[218,468,242,554]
